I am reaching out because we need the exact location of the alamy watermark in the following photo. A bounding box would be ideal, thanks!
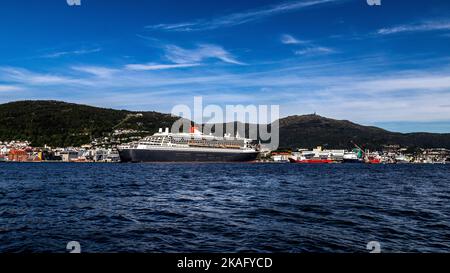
[366,241,381,253]
[66,0,380,7]
[171,96,280,150]
[67,0,81,6]
[63,240,380,253]
[66,241,81,253]
[367,0,381,6]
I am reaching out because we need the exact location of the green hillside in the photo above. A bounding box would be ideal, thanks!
[0,100,178,147]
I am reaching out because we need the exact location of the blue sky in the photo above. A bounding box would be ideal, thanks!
[1,0,450,132]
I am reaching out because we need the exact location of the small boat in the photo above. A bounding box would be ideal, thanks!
[395,155,411,164]
[289,150,334,164]
[343,151,364,163]
[288,157,333,164]
[366,155,381,164]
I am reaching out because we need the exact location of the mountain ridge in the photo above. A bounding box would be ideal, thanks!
[1,100,449,149]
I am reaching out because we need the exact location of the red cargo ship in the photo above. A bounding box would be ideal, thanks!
[288,149,335,164]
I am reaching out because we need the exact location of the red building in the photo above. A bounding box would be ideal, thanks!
[8,149,29,162]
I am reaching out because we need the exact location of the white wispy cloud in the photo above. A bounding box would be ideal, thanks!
[164,44,245,65]
[0,85,22,92]
[41,48,102,58]
[280,34,333,56]
[281,34,307,44]
[148,22,198,31]
[72,66,118,78]
[125,63,201,71]
[377,20,450,35]
[0,67,90,86]
[3,54,450,124]
[351,75,450,93]
[146,0,341,32]
[294,46,335,56]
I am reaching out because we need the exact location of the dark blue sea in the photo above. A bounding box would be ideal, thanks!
[0,163,449,253]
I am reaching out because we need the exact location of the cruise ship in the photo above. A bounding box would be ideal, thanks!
[118,127,260,162]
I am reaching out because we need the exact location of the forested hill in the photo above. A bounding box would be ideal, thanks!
[278,114,450,150]
[0,100,178,147]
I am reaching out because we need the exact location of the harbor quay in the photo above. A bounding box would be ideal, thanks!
[0,140,120,163]
[265,145,450,164]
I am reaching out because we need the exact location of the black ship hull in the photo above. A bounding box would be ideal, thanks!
[119,149,259,162]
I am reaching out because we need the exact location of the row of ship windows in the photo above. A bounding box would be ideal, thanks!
[143,142,243,146]
[141,142,244,147]
[146,137,244,145]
